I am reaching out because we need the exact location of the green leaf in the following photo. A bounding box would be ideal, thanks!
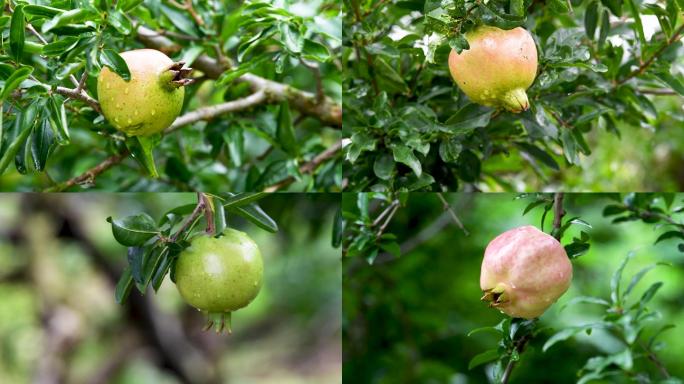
[392,145,421,177]
[107,10,133,35]
[277,101,297,155]
[226,203,278,233]
[601,0,622,16]
[654,230,684,244]
[332,207,343,248]
[23,5,64,18]
[516,142,560,170]
[127,246,145,287]
[445,103,492,130]
[0,122,33,176]
[222,192,268,208]
[41,9,90,34]
[125,135,160,178]
[100,49,131,81]
[379,241,401,257]
[439,139,463,163]
[653,71,684,95]
[30,119,55,171]
[0,67,33,102]
[10,5,25,62]
[107,213,159,246]
[213,203,227,235]
[279,22,303,53]
[373,154,394,180]
[468,349,499,370]
[42,36,80,57]
[45,94,68,145]
[585,1,598,39]
[115,267,134,304]
[457,150,481,182]
[625,0,645,52]
[222,125,244,166]
[160,4,199,37]
[301,39,330,62]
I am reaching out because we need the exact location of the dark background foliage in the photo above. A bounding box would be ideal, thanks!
[342,193,684,383]
[0,0,342,192]
[343,0,684,191]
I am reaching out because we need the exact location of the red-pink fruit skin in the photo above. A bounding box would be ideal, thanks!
[480,225,572,319]
[448,26,537,111]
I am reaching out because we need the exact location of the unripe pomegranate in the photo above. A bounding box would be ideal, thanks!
[97,49,192,136]
[480,225,572,319]
[448,26,538,113]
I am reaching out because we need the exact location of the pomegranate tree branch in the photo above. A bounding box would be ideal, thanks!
[54,86,102,114]
[170,193,207,242]
[165,90,267,132]
[43,150,129,192]
[136,25,341,128]
[436,193,469,235]
[616,23,684,86]
[263,140,342,192]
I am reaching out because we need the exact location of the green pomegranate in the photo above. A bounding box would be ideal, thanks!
[175,228,263,333]
[448,26,538,113]
[97,49,191,136]
[480,226,572,319]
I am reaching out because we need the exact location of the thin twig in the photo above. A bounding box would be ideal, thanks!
[263,140,342,192]
[615,24,684,86]
[300,58,325,103]
[372,200,400,227]
[376,203,400,238]
[170,193,206,242]
[54,86,102,114]
[436,193,469,235]
[43,151,129,192]
[76,73,88,92]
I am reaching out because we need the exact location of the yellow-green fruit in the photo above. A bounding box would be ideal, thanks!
[97,49,185,136]
[448,26,538,113]
[175,229,264,313]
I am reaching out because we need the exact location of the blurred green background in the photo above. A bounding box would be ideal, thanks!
[343,193,684,383]
[0,193,341,384]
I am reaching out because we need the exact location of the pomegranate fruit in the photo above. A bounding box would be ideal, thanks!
[480,225,572,319]
[97,49,192,136]
[448,26,538,113]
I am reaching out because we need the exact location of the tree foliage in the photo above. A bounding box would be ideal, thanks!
[343,0,684,191]
[0,0,342,192]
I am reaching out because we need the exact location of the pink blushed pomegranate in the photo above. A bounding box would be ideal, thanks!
[448,26,538,113]
[480,225,572,319]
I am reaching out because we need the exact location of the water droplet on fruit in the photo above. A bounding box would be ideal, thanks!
[127,118,132,124]
[151,110,156,116]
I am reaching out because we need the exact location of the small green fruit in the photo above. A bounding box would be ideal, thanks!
[175,228,263,314]
[448,26,538,113]
[97,49,190,136]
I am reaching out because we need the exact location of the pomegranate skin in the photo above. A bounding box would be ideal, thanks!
[448,26,538,113]
[480,225,572,319]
